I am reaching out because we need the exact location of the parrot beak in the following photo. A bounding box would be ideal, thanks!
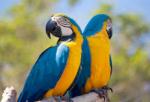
[106,19,112,39]
[107,28,112,39]
[45,19,62,39]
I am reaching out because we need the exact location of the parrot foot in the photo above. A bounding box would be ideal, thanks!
[53,96,73,102]
[102,86,113,93]
[92,86,113,102]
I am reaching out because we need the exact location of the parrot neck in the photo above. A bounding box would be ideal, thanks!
[71,24,83,44]
[57,32,75,44]
[58,25,83,45]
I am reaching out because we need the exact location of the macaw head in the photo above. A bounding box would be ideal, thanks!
[46,13,82,43]
[83,14,112,39]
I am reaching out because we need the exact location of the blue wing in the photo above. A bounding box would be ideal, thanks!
[69,38,91,97]
[18,44,69,102]
[109,55,113,75]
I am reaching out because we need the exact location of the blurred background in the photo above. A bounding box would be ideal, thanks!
[0,0,150,101]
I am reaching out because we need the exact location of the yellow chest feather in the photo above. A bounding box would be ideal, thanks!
[84,30,111,93]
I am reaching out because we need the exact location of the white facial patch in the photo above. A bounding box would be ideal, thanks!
[107,19,112,31]
[51,16,73,36]
[59,26,73,36]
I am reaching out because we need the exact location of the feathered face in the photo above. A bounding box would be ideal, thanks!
[46,15,73,38]
[106,19,112,39]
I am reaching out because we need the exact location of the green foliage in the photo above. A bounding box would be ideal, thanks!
[118,14,150,38]
[68,0,79,6]
[95,4,113,14]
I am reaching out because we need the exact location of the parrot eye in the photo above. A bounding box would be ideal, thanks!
[106,19,113,39]
[51,16,71,28]
[106,19,112,31]
[57,17,71,28]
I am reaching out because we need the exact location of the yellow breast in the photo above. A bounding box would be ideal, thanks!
[84,23,111,93]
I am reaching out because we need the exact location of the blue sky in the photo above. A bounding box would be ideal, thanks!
[53,0,150,29]
[1,0,150,29]
[0,0,19,13]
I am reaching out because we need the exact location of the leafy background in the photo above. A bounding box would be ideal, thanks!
[0,0,150,101]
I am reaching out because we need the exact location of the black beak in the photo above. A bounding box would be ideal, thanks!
[107,28,112,39]
[45,19,62,39]
[46,20,57,38]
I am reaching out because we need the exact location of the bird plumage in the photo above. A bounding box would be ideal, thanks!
[18,45,69,101]
[70,14,113,96]
[18,14,83,102]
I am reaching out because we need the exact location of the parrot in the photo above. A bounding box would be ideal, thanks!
[18,14,83,102]
[69,14,113,100]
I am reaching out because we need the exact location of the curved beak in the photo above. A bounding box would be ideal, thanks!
[46,20,57,38]
[106,19,113,39]
[107,28,112,39]
[45,19,62,39]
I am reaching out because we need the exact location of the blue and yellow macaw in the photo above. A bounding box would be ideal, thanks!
[70,14,113,98]
[18,14,83,102]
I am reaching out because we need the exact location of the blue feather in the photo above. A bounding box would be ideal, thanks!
[69,37,91,97]
[83,14,110,36]
[109,55,113,75]
[68,17,82,33]
[18,44,69,102]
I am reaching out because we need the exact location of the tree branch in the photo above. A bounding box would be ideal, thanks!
[1,87,107,102]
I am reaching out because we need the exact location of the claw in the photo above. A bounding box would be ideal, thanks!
[91,86,113,102]
[103,86,113,93]
[92,89,107,101]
